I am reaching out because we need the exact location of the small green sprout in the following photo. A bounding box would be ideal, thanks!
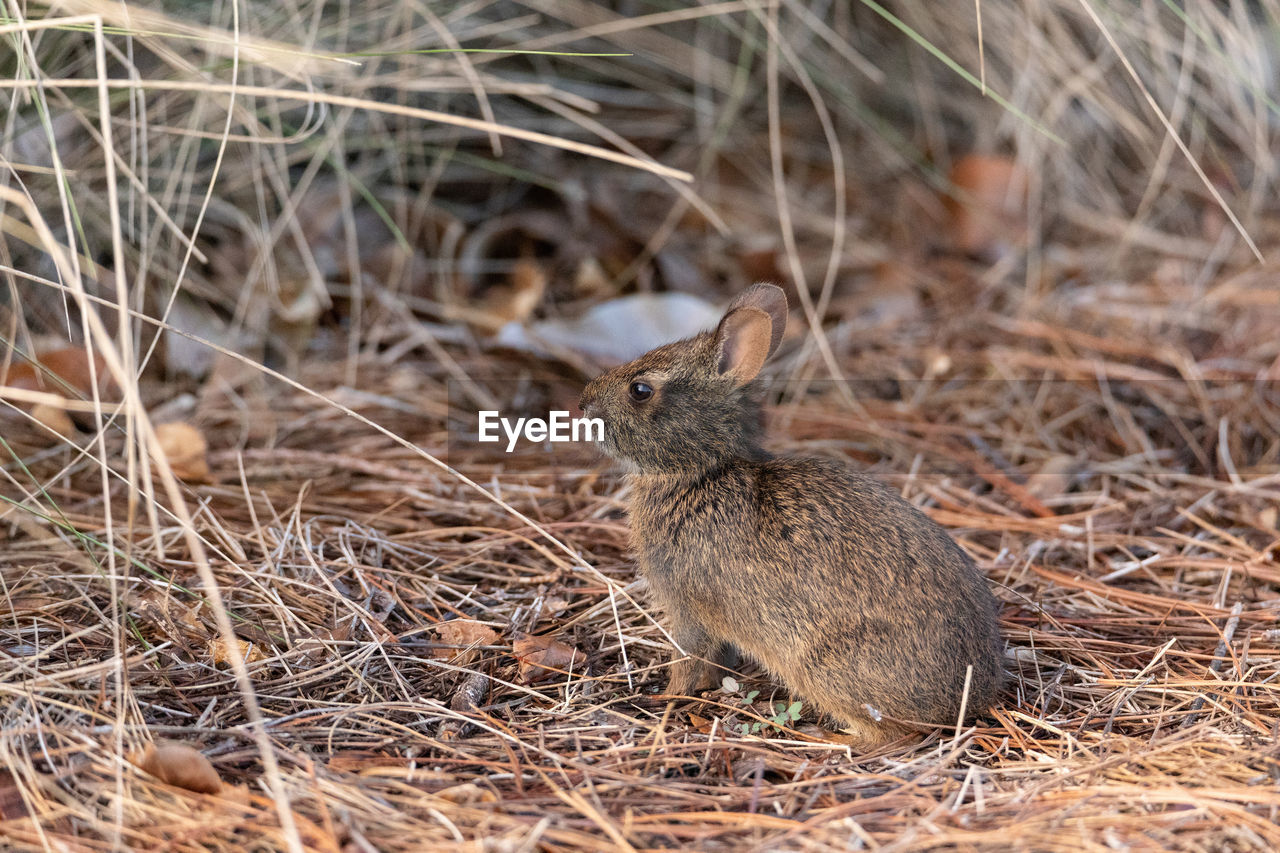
[720,677,803,735]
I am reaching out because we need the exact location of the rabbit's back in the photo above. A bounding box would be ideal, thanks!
[631,455,1003,725]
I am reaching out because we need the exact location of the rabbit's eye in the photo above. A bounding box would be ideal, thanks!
[628,381,654,402]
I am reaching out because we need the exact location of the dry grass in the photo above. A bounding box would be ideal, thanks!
[3,1,1280,851]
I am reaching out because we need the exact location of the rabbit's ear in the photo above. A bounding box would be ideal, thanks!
[724,283,787,357]
[716,306,773,384]
[715,284,787,383]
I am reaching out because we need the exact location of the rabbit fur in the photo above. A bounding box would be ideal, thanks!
[579,284,1002,748]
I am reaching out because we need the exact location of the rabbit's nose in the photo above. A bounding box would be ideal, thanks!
[578,389,596,416]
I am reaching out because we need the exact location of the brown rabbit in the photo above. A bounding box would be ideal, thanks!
[578,284,1002,749]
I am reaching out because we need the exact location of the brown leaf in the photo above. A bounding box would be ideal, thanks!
[539,596,571,620]
[208,636,266,668]
[132,588,202,652]
[435,619,499,648]
[136,742,222,794]
[1027,454,1077,500]
[134,587,177,622]
[688,714,717,736]
[465,258,548,334]
[513,634,587,681]
[2,347,111,398]
[154,421,211,482]
[29,401,75,438]
[433,782,497,805]
[2,348,109,440]
[572,256,612,298]
[943,154,1029,261]
[502,259,547,323]
[432,619,499,663]
[296,621,354,662]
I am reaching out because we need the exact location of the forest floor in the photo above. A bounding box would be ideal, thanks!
[4,2,1280,851]
[5,251,1280,851]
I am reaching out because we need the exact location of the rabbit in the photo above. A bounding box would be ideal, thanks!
[578,283,1003,749]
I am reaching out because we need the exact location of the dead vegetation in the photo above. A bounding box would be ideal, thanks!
[3,1,1280,850]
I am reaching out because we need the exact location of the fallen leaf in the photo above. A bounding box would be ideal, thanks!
[2,347,110,397]
[154,421,211,482]
[3,348,116,441]
[132,588,203,651]
[435,619,499,648]
[688,714,717,735]
[513,634,587,681]
[573,256,612,298]
[495,258,547,325]
[1027,454,1077,500]
[296,621,354,662]
[494,292,723,366]
[539,596,571,620]
[433,782,497,805]
[30,401,75,438]
[943,154,1029,261]
[208,636,266,668]
[136,742,222,794]
[432,619,499,663]
[452,258,549,334]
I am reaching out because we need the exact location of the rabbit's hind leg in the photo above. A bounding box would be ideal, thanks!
[816,700,920,752]
[830,718,909,751]
[709,641,740,684]
[665,621,729,696]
